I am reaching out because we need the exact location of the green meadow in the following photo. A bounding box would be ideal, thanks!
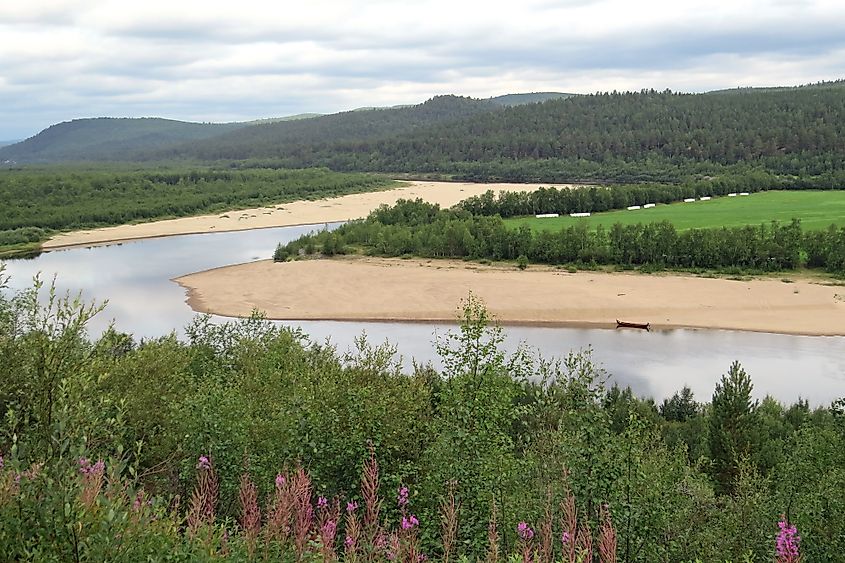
[505,190,845,232]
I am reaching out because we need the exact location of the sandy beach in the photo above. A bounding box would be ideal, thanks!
[174,257,845,336]
[42,180,571,250]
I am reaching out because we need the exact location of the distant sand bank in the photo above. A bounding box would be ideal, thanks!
[43,180,574,250]
[174,257,845,336]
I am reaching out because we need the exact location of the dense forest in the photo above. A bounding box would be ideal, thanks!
[0,167,393,257]
[5,83,845,187]
[156,82,845,183]
[0,273,842,560]
[274,198,845,275]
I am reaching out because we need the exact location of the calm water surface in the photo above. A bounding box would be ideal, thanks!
[3,224,844,405]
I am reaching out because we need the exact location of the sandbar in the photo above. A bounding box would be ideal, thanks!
[43,180,573,250]
[174,257,845,336]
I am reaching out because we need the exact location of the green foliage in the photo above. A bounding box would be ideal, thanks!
[709,362,758,495]
[276,197,844,274]
[1,272,844,560]
[97,83,845,185]
[0,166,393,254]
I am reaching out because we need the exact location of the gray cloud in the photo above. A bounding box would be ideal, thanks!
[1,0,844,139]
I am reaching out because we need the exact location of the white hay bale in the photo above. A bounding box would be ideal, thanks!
[535,213,560,218]
[643,203,656,209]
[683,198,695,203]
[569,212,591,217]
[627,205,641,210]
[740,192,750,196]
[700,196,711,201]
[728,193,737,197]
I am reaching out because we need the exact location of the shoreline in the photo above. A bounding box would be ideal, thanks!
[42,180,573,251]
[174,257,845,337]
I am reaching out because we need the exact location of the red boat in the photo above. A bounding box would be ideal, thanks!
[616,319,650,331]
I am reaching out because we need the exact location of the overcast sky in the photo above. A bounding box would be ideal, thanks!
[1,0,844,139]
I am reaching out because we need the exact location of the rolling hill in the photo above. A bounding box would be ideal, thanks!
[0,118,248,163]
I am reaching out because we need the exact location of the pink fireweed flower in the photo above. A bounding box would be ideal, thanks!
[275,474,286,487]
[417,554,428,562]
[322,519,337,536]
[317,495,328,509]
[346,500,359,513]
[0,454,4,469]
[776,517,801,563]
[196,455,211,470]
[561,531,571,544]
[397,486,409,508]
[375,533,388,549]
[401,514,419,530]
[517,521,535,541]
[345,535,355,548]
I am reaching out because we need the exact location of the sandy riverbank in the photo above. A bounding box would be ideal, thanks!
[43,180,572,250]
[174,257,845,336]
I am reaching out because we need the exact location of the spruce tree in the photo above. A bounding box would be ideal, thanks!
[709,361,757,495]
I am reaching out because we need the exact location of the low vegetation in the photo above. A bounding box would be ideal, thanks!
[1,271,842,560]
[506,190,845,233]
[0,166,393,257]
[274,198,845,275]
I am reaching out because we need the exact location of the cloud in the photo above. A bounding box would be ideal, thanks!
[1,0,844,139]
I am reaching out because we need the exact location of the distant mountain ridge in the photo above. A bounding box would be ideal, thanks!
[3,83,844,174]
[0,92,571,163]
[0,118,248,163]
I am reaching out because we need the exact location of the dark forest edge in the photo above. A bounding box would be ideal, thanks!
[0,166,395,258]
[274,190,845,276]
[0,271,842,560]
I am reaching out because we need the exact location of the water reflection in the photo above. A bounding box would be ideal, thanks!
[3,225,844,405]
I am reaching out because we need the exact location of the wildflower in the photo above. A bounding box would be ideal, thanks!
[275,474,286,487]
[561,531,571,544]
[776,516,801,563]
[345,535,355,548]
[78,457,90,474]
[517,521,535,541]
[317,495,328,509]
[397,485,409,508]
[196,455,211,470]
[401,514,419,530]
[418,554,428,562]
[322,519,337,537]
[346,500,359,513]
[0,455,4,469]
[375,533,388,550]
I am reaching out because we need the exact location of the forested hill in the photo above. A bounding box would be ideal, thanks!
[197,81,845,181]
[5,82,845,177]
[0,93,565,164]
[149,95,499,161]
[0,118,248,163]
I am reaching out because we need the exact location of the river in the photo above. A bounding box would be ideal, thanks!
[2,224,843,406]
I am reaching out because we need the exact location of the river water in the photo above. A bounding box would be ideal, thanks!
[2,224,843,405]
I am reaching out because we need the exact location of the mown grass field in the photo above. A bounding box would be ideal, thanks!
[506,190,845,232]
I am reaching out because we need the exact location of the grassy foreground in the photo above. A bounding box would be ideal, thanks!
[506,190,845,232]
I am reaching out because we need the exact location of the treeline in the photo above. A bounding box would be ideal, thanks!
[155,84,845,183]
[455,171,845,218]
[1,277,843,560]
[275,199,845,274]
[149,95,497,162]
[0,166,393,255]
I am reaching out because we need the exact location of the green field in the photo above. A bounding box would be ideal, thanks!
[506,190,845,232]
